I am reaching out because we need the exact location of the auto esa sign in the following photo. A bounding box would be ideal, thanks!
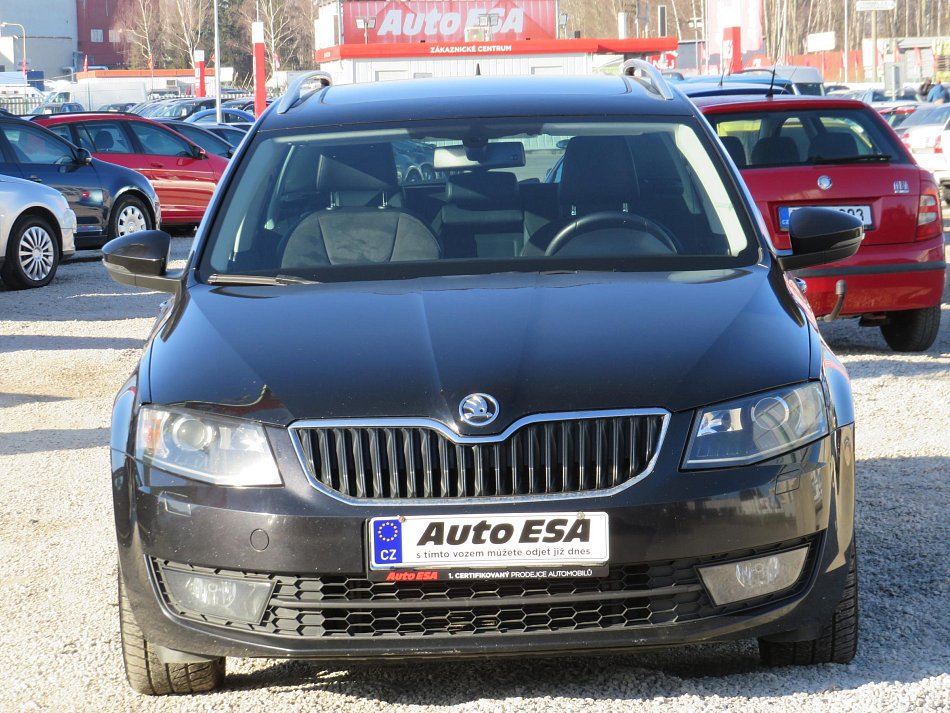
[342,1,556,44]
[369,513,609,571]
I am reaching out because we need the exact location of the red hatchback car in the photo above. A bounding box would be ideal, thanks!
[697,95,945,351]
[34,113,228,227]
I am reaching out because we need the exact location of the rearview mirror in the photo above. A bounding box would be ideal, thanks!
[101,229,181,294]
[433,142,526,170]
[192,145,207,159]
[75,148,93,165]
[776,208,863,272]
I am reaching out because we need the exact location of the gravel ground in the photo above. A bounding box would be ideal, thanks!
[1,225,948,712]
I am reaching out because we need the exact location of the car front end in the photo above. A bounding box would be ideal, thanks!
[103,72,861,693]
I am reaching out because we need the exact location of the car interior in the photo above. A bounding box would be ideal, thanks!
[205,123,752,276]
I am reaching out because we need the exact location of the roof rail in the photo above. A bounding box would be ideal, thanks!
[276,71,333,114]
[620,59,674,100]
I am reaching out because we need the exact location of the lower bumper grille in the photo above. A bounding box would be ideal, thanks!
[151,535,818,640]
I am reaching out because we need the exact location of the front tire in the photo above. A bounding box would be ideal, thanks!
[880,305,940,352]
[1,214,59,289]
[118,572,225,695]
[758,542,858,666]
[109,195,152,240]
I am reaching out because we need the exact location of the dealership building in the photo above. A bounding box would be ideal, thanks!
[0,0,122,79]
[312,1,677,83]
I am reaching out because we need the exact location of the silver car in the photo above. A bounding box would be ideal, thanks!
[0,174,76,289]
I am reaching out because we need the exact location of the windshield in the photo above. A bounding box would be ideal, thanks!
[899,105,950,128]
[708,108,907,168]
[199,118,756,283]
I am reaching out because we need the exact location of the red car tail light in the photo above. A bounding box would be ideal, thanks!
[899,130,911,148]
[916,182,942,240]
[935,135,943,154]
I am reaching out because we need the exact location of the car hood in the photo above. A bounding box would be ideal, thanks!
[147,268,811,428]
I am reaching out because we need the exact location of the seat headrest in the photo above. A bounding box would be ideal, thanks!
[446,172,519,208]
[751,136,799,166]
[94,130,114,151]
[558,136,639,211]
[809,132,859,161]
[315,144,398,193]
[719,135,747,167]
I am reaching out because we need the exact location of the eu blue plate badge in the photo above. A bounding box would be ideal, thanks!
[372,518,403,565]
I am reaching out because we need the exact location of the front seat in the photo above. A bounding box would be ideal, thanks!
[750,136,800,166]
[281,144,440,268]
[93,130,115,152]
[808,132,860,161]
[522,136,654,256]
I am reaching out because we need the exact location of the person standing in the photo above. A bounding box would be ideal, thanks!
[927,81,949,103]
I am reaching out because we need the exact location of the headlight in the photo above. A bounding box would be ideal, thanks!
[683,383,828,469]
[135,405,281,486]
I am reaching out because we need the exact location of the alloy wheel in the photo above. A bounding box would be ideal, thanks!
[17,225,56,282]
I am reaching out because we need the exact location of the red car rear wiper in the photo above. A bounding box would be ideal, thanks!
[811,153,891,164]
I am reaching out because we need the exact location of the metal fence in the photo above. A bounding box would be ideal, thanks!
[0,95,43,116]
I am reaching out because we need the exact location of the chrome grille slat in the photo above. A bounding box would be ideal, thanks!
[294,411,666,501]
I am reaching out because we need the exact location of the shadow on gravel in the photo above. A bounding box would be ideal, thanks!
[0,335,145,353]
[221,458,949,704]
[0,427,110,455]
[0,289,167,322]
[842,357,950,380]
[0,392,70,408]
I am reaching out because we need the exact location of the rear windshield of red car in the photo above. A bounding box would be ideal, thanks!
[706,108,910,168]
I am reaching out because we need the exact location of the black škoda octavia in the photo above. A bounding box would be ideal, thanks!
[104,64,862,694]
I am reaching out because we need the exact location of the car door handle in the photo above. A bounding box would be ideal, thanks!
[150,161,164,168]
[28,175,43,183]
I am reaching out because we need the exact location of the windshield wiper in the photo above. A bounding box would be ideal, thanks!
[812,153,891,164]
[206,274,320,285]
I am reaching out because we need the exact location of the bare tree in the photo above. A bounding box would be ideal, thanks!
[237,0,307,74]
[117,0,163,69]
[162,0,212,67]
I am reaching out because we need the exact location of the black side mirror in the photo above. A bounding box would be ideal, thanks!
[101,229,181,294]
[776,208,863,272]
[75,148,93,165]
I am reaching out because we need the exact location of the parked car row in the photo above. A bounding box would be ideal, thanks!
[0,106,252,289]
[33,113,229,226]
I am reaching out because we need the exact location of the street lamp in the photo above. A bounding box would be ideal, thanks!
[0,22,27,78]
[213,0,222,124]
[355,17,376,44]
[477,13,500,41]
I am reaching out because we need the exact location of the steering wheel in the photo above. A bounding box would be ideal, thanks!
[544,211,679,256]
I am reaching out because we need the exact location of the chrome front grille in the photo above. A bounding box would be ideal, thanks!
[291,411,667,501]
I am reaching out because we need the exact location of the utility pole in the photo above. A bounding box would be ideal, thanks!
[213,0,222,124]
[871,10,877,83]
[844,0,849,83]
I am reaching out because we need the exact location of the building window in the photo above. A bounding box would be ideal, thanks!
[109,30,121,44]
[91,29,103,43]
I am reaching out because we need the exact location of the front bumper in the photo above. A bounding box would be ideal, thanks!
[113,422,855,661]
[794,234,946,316]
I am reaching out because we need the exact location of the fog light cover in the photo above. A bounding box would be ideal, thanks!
[162,568,273,624]
[698,547,808,606]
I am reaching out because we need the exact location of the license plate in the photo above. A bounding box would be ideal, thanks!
[778,205,872,231]
[368,513,609,571]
